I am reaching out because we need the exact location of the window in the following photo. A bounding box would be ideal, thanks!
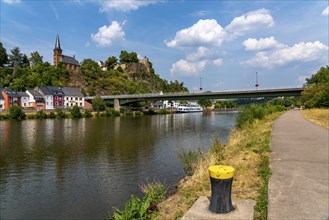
[71,97,73,101]
[75,97,78,101]
[80,103,82,106]
[79,97,82,100]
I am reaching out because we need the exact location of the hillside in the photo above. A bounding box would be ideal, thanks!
[0,50,188,95]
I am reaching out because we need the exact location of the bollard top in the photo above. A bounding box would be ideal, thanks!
[208,165,235,179]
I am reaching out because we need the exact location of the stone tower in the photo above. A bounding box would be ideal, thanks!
[53,34,62,67]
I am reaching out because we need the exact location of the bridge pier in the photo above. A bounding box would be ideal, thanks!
[114,99,120,112]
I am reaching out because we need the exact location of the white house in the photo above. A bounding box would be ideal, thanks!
[26,90,45,110]
[36,87,53,109]
[18,92,29,108]
[62,87,84,108]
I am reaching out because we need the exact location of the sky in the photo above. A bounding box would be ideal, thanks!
[1,0,328,92]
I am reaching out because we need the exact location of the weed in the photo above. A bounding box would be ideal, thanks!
[177,148,203,176]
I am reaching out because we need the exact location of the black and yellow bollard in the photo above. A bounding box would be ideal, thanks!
[208,165,235,213]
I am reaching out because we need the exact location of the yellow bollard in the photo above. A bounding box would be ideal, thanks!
[208,165,235,213]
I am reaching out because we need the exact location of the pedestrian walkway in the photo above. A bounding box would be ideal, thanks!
[268,110,329,219]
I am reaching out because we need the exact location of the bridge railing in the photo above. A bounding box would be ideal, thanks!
[85,87,304,100]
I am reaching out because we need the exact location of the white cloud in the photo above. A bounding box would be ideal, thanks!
[91,21,125,47]
[297,75,308,86]
[97,0,163,12]
[242,36,282,51]
[225,9,274,38]
[242,41,328,68]
[322,6,329,16]
[170,59,207,76]
[3,0,21,4]
[166,19,226,49]
[213,58,223,66]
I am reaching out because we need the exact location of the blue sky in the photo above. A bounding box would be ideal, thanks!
[1,0,328,92]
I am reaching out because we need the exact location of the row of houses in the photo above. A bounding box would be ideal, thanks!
[0,86,85,111]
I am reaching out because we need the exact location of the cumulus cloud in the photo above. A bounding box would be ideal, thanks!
[3,0,21,4]
[97,0,163,12]
[242,36,282,51]
[91,21,125,47]
[322,6,329,16]
[242,41,328,68]
[170,60,207,76]
[166,19,226,49]
[225,9,274,38]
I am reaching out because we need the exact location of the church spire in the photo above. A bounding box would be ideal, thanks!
[54,34,62,51]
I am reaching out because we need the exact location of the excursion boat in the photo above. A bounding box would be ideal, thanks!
[176,104,203,113]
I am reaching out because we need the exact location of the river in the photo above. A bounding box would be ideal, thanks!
[0,111,238,219]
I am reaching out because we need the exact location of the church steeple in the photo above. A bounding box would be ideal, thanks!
[54,34,62,52]
[53,34,62,66]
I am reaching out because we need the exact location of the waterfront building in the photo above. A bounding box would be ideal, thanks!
[35,87,54,109]
[0,88,4,111]
[17,92,29,108]
[26,90,45,110]
[62,87,84,108]
[2,89,21,110]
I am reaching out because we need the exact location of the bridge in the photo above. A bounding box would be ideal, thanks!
[85,87,304,111]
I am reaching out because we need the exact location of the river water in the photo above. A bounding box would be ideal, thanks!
[0,111,237,219]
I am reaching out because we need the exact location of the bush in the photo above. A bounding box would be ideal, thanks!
[134,111,143,116]
[177,148,203,176]
[103,107,120,117]
[69,105,82,118]
[83,109,92,118]
[9,105,26,120]
[0,113,9,120]
[36,110,47,119]
[110,181,167,220]
[48,111,56,119]
[55,108,66,119]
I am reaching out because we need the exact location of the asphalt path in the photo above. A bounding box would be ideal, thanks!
[268,110,328,220]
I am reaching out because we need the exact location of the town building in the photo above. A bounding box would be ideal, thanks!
[26,90,45,110]
[1,89,21,110]
[0,89,5,111]
[53,34,80,71]
[18,92,29,108]
[35,87,54,109]
[47,86,65,109]
[62,87,84,108]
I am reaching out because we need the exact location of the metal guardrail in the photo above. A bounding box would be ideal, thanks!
[85,87,304,100]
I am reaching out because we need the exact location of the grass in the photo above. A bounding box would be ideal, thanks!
[302,108,329,128]
[155,111,284,220]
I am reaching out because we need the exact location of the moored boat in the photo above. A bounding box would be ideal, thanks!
[176,104,203,113]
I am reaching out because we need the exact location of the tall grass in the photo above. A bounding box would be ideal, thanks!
[302,108,329,128]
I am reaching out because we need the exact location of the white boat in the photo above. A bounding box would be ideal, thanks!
[176,104,203,113]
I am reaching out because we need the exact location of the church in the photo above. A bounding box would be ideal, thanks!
[53,34,80,71]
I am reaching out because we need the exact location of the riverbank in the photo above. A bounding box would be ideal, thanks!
[155,109,285,219]
[301,108,329,128]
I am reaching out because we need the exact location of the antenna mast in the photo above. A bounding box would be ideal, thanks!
[255,72,259,90]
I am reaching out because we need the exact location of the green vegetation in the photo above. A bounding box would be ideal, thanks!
[69,105,82,118]
[0,44,188,96]
[8,105,26,120]
[109,180,167,220]
[301,66,329,108]
[197,99,212,108]
[155,103,286,220]
[178,148,203,176]
[215,100,238,109]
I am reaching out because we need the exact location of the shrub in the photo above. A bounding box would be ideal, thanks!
[36,110,47,119]
[55,108,65,119]
[9,105,26,120]
[83,109,92,118]
[48,111,56,119]
[139,180,167,204]
[104,107,120,117]
[134,111,143,116]
[69,105,82,118]
[0,113,10,120]
[177,148,203,176]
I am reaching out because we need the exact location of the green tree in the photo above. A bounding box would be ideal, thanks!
[30,51,43,66]
[22,54,30,68]
[69,105,82,118]
[119,50,139,63]
[81,58,101,81]
[302,66,329,108]
[0,42,8,67]
[92,95,107,112]
[198,99,212,108]
[9,105,26,120]
[105,56,118,70]
[9,47,23,67]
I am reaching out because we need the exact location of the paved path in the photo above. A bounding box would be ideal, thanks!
[268,110,328,220]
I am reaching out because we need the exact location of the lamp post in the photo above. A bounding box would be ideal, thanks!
[255,72,259,90]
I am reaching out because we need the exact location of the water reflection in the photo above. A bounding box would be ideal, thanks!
[0,112,237,219]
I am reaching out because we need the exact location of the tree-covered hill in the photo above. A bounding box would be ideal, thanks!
[0,43,188,95]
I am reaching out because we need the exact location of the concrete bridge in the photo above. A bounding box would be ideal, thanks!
[85,87,304,111]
